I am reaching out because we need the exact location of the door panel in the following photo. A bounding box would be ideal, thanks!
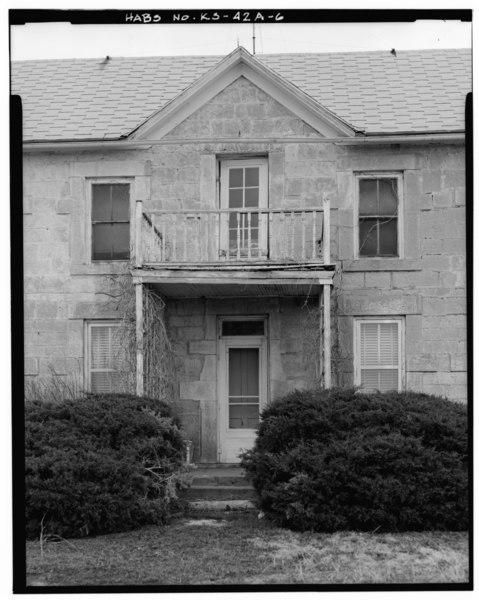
[218,332,267,463]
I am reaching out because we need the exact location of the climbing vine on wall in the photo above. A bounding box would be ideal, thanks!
[102,272,178,402]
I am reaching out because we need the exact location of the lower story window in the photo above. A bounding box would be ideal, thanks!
[355,318,403,392]
[86,321,122,393]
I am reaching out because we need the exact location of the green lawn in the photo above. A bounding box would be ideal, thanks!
[26,514,469,586]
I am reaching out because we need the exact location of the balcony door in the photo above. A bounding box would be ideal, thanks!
[217,318,268,463]
[219,159,268,260]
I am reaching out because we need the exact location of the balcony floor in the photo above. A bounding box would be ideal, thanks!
[132,264,334,298]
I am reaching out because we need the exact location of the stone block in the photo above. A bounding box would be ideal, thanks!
[432,189,455,208]
[200,355,216,381]
[422,170,443,193]
[24,358,39,376]
[189,340,217,355]
[338,153,419,172]
[450,353,467,372]
[341,272,365,290]
[339,292,421,316]
[364,272,391,289]
[280,338,303,353]
[180,381,215,402]
[443,169,465,188]
[420,193,433,210]
[421,238,444,255]
[405,372,423,392]
[392,271,439,289]
[455,187,466,206]
[422,297,445,316]
[406,353,450,372]
[444,296,467,315]
[444,384,467,402]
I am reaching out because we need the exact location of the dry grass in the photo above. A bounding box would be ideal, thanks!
[26,514,469,587]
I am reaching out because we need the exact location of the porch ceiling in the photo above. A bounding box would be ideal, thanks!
[132,267,333,298]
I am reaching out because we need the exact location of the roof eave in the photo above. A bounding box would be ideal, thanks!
[21,131,465,152]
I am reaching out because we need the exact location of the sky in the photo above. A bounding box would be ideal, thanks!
[10,17,471,61]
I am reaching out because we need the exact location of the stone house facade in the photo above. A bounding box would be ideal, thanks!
[15,47,470,463]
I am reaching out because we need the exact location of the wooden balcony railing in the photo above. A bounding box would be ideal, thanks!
[135,200,330,266]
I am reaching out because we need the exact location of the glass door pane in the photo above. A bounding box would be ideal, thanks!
[228,347,260,429]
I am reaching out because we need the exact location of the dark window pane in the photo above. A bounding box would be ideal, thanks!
[93,223,130,260]
[378,179,398,215]
[378,219,398,255]
[222,321,264,336]
[359,218,379,256]
[229,168,243,188]
[111,223,130,259]
[245,167,259,187]
[92,184,112,221]
[245,188,259,207]
[92,223,113,260]
[229,189,243,209]
[228,348,259,397]
[229,404,259,429]
[359,179,378,216]
[111,184,130,220]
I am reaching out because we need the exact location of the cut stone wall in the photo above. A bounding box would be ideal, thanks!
[334,144,467,402]
[23,88,467,412]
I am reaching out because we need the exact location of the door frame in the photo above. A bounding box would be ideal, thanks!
[216,315,269,463]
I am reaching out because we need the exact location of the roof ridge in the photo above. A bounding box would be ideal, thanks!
[11,47,470,64]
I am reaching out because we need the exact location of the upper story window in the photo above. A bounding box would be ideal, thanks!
[219,158,268,259]
[357,174,402,258]
[91,183,130,261]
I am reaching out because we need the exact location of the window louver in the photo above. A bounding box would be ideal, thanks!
[359,321,400,392]
[89,324,121,393]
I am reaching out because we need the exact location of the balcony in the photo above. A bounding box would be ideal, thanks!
[135,201,330,268]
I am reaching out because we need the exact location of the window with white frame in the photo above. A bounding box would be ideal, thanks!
[86,321,122,393]
[219,158,268,259]
[357,174,402,258]
[355,319,403,392]
[91,182,130,261]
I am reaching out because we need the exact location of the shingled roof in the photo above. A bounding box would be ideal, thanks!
[11,48,471,142]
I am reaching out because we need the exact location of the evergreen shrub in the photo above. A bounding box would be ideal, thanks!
[25,394,186,539]
[241,388,468,532]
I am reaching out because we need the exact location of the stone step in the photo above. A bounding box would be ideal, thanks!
[183,485,255,501]
[191,474,250,487]
[188,500,256,515]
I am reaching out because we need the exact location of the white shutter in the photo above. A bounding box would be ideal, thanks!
[359,320,400,392]
[89,323,121,393]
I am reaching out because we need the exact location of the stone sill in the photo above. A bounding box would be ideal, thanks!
[343,259,421,272]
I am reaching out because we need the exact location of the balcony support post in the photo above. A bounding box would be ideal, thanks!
[323,194,330,265]
[135,281,144,397]
[135,200,143,268]
[323,282,332,388]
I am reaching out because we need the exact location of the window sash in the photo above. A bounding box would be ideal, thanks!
[356,320,402,392]
[357,175,401,258]
[87,323,121,393]
[91,183,130,261]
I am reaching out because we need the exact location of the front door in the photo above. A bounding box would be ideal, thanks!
[217,319,267,463]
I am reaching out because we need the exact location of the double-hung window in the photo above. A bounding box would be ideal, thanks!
[91,183,130,261]
[355,319,403,392]
[357,174,402,258]
[86,321,122,393]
